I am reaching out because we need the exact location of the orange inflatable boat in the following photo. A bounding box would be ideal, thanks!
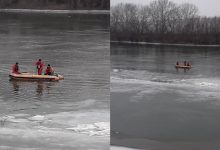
[175,65,192,69]
[9,72,64,81]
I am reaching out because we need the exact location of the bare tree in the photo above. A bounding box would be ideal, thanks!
[111,0,220,45]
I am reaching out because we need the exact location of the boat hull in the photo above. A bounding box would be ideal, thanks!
[175,65,192,69]
[9,73,64,81]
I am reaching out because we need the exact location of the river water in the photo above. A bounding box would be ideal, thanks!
[0,11,109,149]
[111,43,220,150]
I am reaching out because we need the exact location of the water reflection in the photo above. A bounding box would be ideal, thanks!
[175,67,191,73]
[36,82,43,96]
[11,80,19,92]
[10,80,56,97]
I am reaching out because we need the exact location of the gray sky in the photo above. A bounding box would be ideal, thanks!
[111,0,220,17]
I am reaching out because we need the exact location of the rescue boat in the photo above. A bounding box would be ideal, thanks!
[175,65,192,69]
[9,72,64,81]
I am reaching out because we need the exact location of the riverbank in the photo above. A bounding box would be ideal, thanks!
[0,9,109,14]
[0,0,109,10]
[111,40,220,47]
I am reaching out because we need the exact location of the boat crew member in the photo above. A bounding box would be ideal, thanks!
[176,61,179,66]
[184,61,187,66]
[44,64,54,75]
[187,62,190,66]
[12,62,20,74]
[35,59,44,75]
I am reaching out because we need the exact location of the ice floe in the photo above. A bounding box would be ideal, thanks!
[0,110,109,137]
[28,115,45,121]
[111,69,220,100]
[67,122,109,136]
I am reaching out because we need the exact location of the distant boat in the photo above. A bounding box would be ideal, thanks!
[9,72,64,81]
[175,65,192,69]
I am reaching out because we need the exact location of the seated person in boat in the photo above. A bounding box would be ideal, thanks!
[176,61,179,66]
[187,62,191,66]
[44,64,54,75]
[12,62,21,74]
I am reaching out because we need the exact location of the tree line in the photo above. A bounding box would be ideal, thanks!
[111,0,220,45]
[0,0,109,10]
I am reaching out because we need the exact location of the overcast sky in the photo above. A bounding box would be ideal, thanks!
[111,0,220,17]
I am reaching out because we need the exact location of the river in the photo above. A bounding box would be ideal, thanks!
[0,11,109,149]
[111,43,220,150]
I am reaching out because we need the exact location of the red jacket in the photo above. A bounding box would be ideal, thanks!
[45,67,54,75]
[35,61,44,69]
[12,64,20,74]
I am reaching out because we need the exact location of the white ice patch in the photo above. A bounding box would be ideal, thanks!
[28,115,45,121]
[111,146,142,150]
[67,122,110,136]
[113,69,119,73]
[193,81,218,88]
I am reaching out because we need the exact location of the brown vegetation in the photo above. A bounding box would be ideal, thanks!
[111,0,220,45]
[0,0,110,10]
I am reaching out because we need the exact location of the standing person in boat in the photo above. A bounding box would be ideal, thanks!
[12,62,21,74]
[184,61,187,66]
[35,59,44,75]
[44,64,54,75]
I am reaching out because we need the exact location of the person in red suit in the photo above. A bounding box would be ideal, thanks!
[35,59,44,75]
[44,64,54,75]
[12,62,20,74]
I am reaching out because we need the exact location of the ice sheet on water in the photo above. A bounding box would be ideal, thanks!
[111,69,220,100]
[0,109,109,137]
[190,80,219,88]
[0,110,109,149]
[12,114,30,117]
[67,122,109,136]
[0,146,41,150]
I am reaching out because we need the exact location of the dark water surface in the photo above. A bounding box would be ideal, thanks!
[0,12,109,149]
[111,43,220,150]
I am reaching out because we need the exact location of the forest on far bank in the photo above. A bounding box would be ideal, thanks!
[0,0,109,10]
[111,0,220,45]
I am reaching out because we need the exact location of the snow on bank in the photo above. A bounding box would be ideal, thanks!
[0,9,109,14]
[111,41,220,47]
